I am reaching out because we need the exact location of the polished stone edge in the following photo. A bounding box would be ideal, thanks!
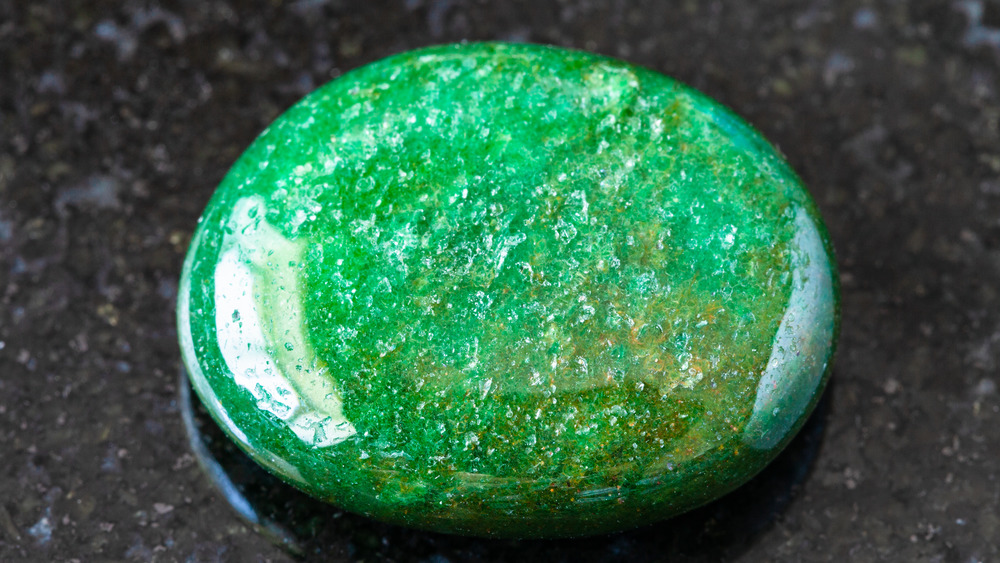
[179,366,833,553]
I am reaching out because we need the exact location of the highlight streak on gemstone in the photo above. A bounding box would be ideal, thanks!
[744,205,836,450]
[214,196,356,448]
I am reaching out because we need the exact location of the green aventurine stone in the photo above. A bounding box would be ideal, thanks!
[177,42,839,539]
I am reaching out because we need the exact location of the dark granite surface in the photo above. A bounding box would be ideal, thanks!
[2,1,999,561]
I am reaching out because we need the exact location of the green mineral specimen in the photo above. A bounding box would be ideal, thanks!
[177,42,839,538]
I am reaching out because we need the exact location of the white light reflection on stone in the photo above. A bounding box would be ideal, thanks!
[214,196,356,450]
[744,205,835,449]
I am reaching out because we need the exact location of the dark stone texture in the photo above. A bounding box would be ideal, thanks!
[1,0,998,561]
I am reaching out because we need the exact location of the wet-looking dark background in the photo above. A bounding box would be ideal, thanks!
[2,1,999,561]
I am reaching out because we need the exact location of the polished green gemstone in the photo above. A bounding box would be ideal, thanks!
[178,42,839,538]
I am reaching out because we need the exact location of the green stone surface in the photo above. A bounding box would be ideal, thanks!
[177,42,839,539]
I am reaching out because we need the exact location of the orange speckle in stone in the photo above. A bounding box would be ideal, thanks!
[688,357,711,378]
[701,302,724,323]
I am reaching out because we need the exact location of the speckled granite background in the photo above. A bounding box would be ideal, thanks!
[1,1,999,561]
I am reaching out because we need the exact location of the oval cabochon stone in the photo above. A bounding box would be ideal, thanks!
[177,42,839,539]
